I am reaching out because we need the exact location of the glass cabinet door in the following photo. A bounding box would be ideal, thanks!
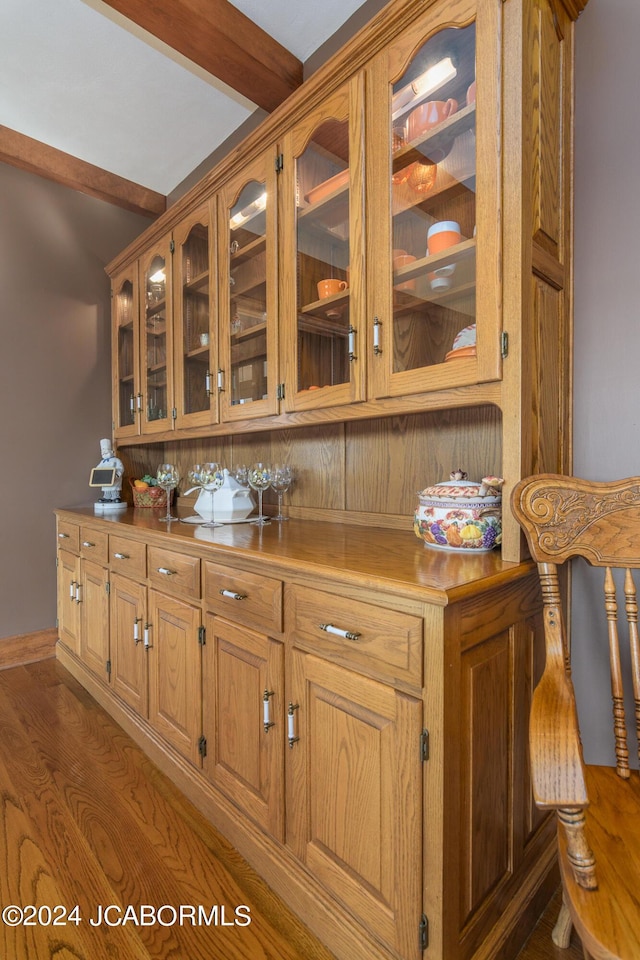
[139,236,174,434]
[281,78,365,411]
[173,203,217,429]
[368,0,500,399]
[218,153,278,421]
[112,265,140,438]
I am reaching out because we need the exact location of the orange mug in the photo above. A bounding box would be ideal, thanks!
[427,221,462,255]
[317,278,348,299]
[407,98,458,140]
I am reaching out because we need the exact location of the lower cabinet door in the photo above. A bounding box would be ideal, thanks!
[57,549,80,656]
[80,559,110,683]
[202,614,284,841]
[110,573,148,717]
[287,650,423,960]
[147,589,202,766]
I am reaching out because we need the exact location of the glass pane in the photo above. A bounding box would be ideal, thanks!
[116,279,135,428]
[181,223,210,415]
[144,253,168,422]
[295,118,350,392]
[390,23,476,372]
[228,180,269,407]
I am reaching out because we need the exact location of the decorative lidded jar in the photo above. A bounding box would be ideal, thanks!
[414,469,504,552]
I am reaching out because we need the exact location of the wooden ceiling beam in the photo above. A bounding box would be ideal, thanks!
[100,0,303,113]
[0,126,166,218]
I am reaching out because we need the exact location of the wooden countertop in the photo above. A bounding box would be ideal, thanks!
[56,505,534,606]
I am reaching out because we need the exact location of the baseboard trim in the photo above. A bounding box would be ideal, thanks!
[0,627,57,670]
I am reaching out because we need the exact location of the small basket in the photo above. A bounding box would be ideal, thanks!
[129,479,168,509]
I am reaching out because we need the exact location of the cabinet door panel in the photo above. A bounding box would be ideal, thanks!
[148,589,201,765]
[173,203,219,429]
[368,0,501,399]
[57,549,80,656]
[110,573,147,717]
[281,77,366,412]
[112,264,141,438]
[80,559,110,683]
[218,151,279,421]
[287,651,422,960]
[203,615,284,840]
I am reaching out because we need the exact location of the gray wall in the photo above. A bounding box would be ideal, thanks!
[0,162,150,638]
[572,0,640,764]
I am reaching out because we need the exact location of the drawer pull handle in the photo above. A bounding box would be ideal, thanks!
[319,623,361,641]
[58,532,69,539]
[219,589,247,601]
[82,541,95,548]
[114,552,130,560]
[287,702,299,748]
[157,567,177,576]
[263,689,275,733]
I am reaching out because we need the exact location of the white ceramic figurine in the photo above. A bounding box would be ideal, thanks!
[96,438,124,502]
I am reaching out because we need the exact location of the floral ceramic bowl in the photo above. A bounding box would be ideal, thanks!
[414,469,504,552]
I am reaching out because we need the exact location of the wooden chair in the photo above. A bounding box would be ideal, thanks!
[511,474,640,960]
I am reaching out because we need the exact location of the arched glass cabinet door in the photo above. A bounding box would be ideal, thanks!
[281,77,365,411]
[112,264,141,438]
[368,0,500,399]
[218,152,279,422]
[139,236,174,434]
[174,203,217,429]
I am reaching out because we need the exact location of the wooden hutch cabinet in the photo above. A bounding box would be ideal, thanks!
[53,2,590,960]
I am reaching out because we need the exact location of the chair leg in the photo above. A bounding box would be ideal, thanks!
[551,891,573,948]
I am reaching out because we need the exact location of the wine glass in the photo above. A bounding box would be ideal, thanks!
[233,464,249,487]
[200,462,225,527]
[271,464,293,521]
[156,463,180,522]
[248,462,272,525]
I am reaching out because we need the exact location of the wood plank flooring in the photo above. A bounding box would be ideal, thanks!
[0,659,585,960]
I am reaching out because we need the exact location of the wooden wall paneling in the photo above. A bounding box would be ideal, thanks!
[346,409,502,517]
[531,277,565,476]
[267,424,346,513]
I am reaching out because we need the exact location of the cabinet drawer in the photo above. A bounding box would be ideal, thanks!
[57,518,80,552]
[109,535,146,580]
[148,546,200,600]
[204,561,282,634]
[287,585,422,688]
[79,526,109,565]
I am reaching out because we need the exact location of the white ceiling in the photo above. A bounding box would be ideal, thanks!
[0,0,371,197]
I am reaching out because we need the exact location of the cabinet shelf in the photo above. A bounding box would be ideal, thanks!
[146,319,167,337]
[183,270,209,294]
[393,102,476,173]
[184,345,210,360]
[300,289,349,319]
[231,321,267,342]
[393,237,476,282]
[231,235,266,264]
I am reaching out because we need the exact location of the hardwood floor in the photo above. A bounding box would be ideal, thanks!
[0,659,584,960]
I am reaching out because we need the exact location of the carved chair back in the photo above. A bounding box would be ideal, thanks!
[511,474,640,959]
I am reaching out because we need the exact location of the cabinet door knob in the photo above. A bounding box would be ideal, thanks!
[263,689,275,733]
[219,589,247,601]
[287,702,300,748]
[318,622,361,641]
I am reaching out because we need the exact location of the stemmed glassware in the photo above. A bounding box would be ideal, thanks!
[199,462,225,527]
[248,462,272,525]
[232,464,249,487]
[271,464,293,521]
[156,463,180,522]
